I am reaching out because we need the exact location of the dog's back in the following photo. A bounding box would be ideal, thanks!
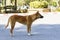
[5,11,44,36]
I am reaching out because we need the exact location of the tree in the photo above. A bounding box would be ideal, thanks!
[58,0,60,6]
[24,0,40,5]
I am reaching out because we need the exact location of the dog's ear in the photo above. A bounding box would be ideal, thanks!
[37,11,39,13]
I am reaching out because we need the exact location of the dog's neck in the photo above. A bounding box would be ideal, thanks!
[31,13,38,22]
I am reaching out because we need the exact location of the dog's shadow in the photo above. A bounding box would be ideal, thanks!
[0,24,54,36]
[0,24,41,36]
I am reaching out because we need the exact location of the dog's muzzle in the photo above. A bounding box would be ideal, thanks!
[40,16,43,18]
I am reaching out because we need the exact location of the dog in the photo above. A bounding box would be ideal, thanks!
[5,11,43,36]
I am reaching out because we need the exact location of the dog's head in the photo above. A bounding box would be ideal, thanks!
[36,11,44,18]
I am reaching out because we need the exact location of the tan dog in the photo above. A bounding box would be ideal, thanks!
[5,11,43,36]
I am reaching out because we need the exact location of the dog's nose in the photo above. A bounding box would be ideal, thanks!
[40,16,43,18]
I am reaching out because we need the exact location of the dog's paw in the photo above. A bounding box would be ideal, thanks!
[10,33,14,37]
[28,33,31,36]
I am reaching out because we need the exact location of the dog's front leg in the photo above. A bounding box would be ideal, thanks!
[27,23,31,36]
[26,16,32,36]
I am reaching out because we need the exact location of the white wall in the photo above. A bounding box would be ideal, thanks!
[0,12,60,25]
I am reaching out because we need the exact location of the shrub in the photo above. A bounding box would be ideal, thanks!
[29,1,40,8]
[29,1,48,8]
[55,7,60,12]
[41,1,48,8]
[50,1,57,7]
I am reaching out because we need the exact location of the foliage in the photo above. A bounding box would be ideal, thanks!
[55,7,60,12]
[41,1,48,8]
[45,0,51,3]
[24,0,30,5]
[29,1,40,8]
[23,0,40,5]
[58,0,60,6]
[29,1,48,8]
[40,0,45,1]
[17,0,25,6]
[50,1,57,7]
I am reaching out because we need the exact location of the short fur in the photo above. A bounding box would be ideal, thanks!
[5,11,43,36]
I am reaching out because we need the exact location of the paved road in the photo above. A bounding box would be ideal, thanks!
[0,24,60,40]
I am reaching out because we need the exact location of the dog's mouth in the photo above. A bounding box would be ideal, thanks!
[40,16,44,18]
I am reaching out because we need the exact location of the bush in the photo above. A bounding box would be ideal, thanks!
[29,1,48,8]
[50,1,57,7]
[29,1,40,8]
[17,0,25,6]
[41,1,48,8]
[55,7,60,12]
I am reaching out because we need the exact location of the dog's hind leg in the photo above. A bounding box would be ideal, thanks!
[10,21,15,36]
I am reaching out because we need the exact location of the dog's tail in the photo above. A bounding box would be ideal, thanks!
[5,18,10,29]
